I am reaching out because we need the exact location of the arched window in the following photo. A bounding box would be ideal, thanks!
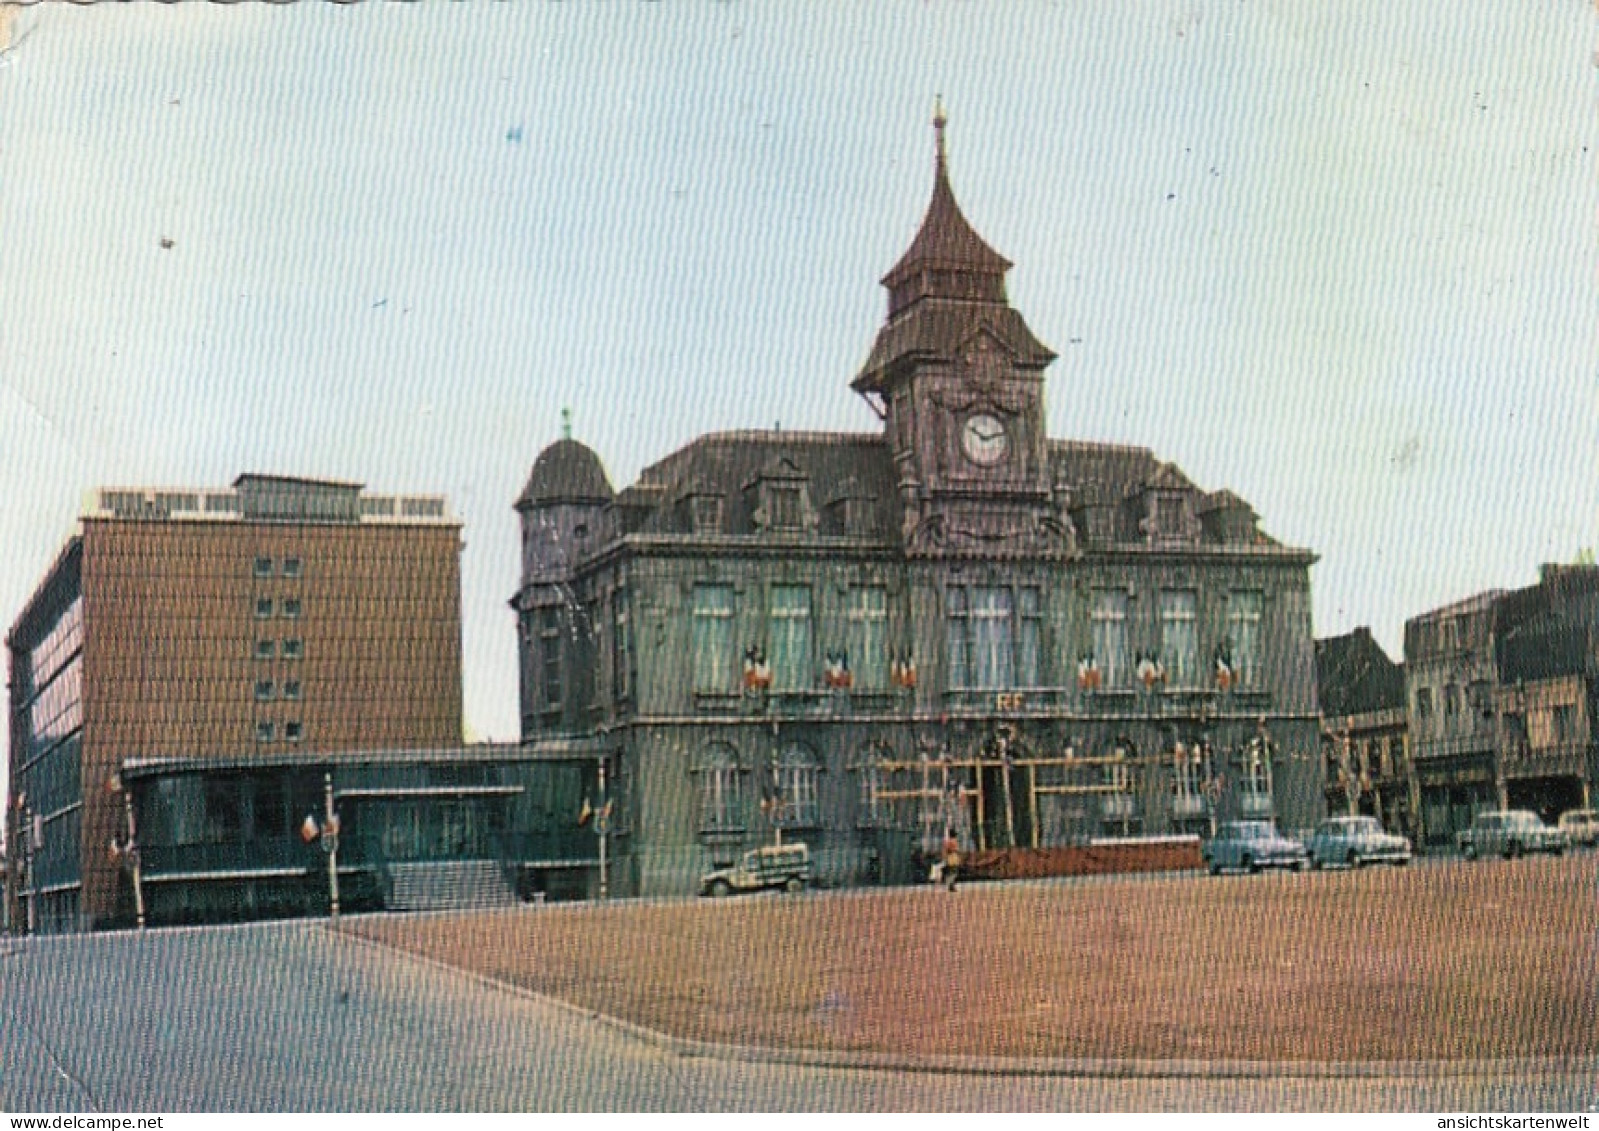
[694,743,743,832]
[774,743,821,828]
[853,743,895,828]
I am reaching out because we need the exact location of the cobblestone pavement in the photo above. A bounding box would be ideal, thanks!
[1,920,1593,1112]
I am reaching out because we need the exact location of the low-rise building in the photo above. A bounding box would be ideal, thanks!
[1492,564,1599,821]
[1315,627,1415,840]
[1404,592,1506,849]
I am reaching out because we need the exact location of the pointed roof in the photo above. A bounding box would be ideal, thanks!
[881,102,1011,314]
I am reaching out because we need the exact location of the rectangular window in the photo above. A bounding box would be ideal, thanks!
[1416,688,1434,737]
[254,640,275,661]
[253,557,273,579]
[255,598,274,619]
[255,721,275,743]
[282,557,302,579]
[1227,591,1263,687]
[253,777,284,839]
[1172,743,1213,819]
[698,751,741,831]
[768,585,812,691]
[1553,703,1578,746]
[1242,740,1274,815]
[254,680,275,702]
[284,721,303,743]
[846,587,888,690]
[1017,587,1041,687]
[1505,712,1528,756]
[612,585,631,700]
[539,607,562,709]
[1091,590,1129,688]
[971,587,1014,690]
[282,680,302,701]
[1160,590,1198,687]
[281,598,302,619]
[691,584,735,693]
[282,638,303,660]
[947,587,971,689]
[768,487,804,531]
[691,495,724,535]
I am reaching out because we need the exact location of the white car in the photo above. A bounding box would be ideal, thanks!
[1305,815,1412,869]
[1557,809,1598,849]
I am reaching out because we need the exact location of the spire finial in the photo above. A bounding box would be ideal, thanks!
[933,95,947,165]
[560,406,572,440]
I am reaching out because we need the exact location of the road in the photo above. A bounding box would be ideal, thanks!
[0,919,1592,1112]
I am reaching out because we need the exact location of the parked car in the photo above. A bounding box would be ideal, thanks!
[1457,810,1568,860]
[1202,820,1309,875]
[699,843,813,897]
[1556,809,1599,849]
[1306,815,1413,869]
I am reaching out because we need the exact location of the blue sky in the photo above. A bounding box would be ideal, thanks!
[0,2,1594,788]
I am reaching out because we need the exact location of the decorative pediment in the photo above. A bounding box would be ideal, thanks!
[744,454,808,488]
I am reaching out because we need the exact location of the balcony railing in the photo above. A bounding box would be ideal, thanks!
[141,837,313,877]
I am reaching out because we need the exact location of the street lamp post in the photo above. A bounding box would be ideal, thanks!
[121,786,146,930]
[322,773,341,923]
[595,758,609,901]
[22,805,37,936]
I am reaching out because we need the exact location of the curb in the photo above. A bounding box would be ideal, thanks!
[328,923,1598,1082]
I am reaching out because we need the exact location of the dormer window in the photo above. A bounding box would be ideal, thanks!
[746,455,817,536]
[768,486,804,531]
[1155,495,1186,536]
[690,495,724,535]
[826,477,877,538]
[1138,465,1201,548]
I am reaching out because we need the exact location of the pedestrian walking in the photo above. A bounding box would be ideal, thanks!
[942,829,961,892]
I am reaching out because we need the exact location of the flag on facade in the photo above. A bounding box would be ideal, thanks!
[300,814,320,843]
[1214,648,1234,691]
[578,797,593,826]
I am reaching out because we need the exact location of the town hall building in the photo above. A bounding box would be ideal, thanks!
[513,109,1323,897]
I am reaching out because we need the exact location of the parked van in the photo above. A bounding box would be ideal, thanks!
[699,843,812,897]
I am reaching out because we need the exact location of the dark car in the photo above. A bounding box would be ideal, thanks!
[1202,820,1309,875]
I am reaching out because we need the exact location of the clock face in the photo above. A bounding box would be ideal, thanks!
[961,413,1008,466]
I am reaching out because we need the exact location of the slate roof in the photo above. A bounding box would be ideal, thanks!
[617,431,902,540]
[517,439,615,509]
[600,429,1273,550]
[882,146,1012,288]
[854,300,1055,391]
[1315,628,1406,718]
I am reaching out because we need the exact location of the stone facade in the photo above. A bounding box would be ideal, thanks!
[1403,565,1599,848]
[513,113,1323,898]
[1403,592,1504,849]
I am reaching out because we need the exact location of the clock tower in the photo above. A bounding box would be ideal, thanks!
[853,102,1070,557]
